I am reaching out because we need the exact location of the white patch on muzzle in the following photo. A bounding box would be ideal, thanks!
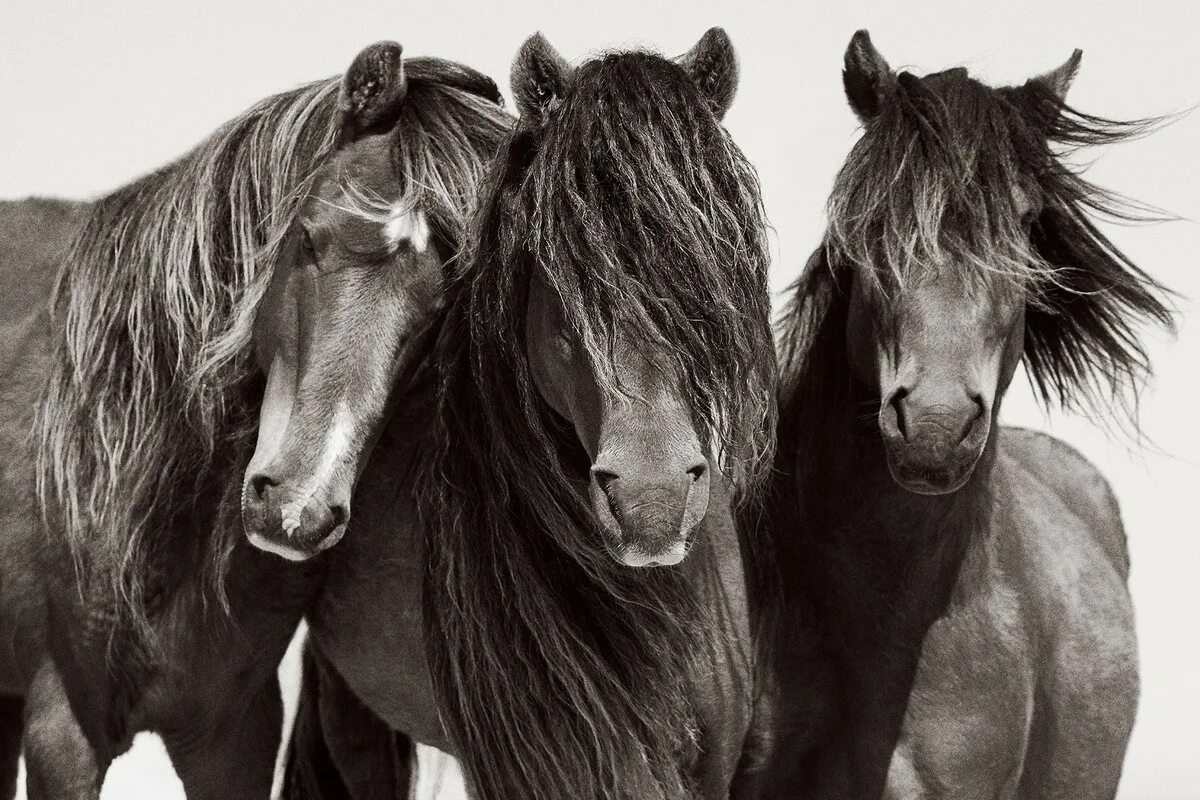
[278,402,355,535]
[618,539,689,568]
[247,532,312,562]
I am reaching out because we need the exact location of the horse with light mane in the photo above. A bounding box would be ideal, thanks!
[5,43,508,799]
[283,28,778,800]
[739,32,1173,800]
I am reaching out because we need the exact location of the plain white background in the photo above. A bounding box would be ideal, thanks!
[2,1,1197,798]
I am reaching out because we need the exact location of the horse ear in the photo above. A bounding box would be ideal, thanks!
[676,27,739,120]
[1029,49,1083,102]
[338,41,408,142]
[511,33,571,124]
[843,30,895,123]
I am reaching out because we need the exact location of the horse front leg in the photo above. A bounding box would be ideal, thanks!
[0,693,24,800]
[691,528,756,799]
[21,659,104,800]
[160,677,282,800]
[284,643,414,800]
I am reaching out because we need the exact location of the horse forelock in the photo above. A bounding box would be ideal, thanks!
[332,66,512,260]
[821,66,1174,422]
[419,50,772,800]
[515,51,775,492]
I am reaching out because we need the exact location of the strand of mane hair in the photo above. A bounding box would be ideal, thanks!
[36,77,342,638]
[1010,85,1176,421]
[421,141,714,800]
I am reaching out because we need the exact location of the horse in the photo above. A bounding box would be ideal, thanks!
[0,197,91,799]
[13,43,508,799]
[739,32,1174,800]
[285,28,779,800]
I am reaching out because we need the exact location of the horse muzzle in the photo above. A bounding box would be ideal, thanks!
[879,396,990,495]
[241,474,349,561]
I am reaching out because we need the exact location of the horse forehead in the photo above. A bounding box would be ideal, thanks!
[384,206,431,253]
[896,270,1019,328]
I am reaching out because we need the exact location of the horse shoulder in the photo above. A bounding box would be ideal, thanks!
[999,426,1128,580]
[995,429,1138,795]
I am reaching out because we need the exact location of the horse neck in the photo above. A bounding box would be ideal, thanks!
[771,304,997,637]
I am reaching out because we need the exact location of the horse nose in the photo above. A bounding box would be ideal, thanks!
[242,472,348,560]
[881,384,984,445]
[249,472,276,500]
[590,457,710,567]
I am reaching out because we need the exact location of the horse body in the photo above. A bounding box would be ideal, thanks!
[290,29,774,800]
[10,48,509,800]
[888,428,1136,800]
[307,411,755,779]
[748,32,1168,800]
[0,198,92,797]
[755,327,1140,800]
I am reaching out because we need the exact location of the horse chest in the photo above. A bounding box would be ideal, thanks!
[885,532,1036,799]
[309,516,448,751]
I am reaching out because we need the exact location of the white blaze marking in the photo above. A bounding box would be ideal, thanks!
[278,402,355,536]
[384,205,430,253]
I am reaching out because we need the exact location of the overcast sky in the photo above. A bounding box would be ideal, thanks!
[4,1,1199,798]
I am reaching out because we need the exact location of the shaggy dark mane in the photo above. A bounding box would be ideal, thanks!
[422,50,774,800]
[821,65,1173,416]
[36,58,509,635]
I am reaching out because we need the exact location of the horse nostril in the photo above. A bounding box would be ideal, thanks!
[592,468,619,495]
[687,462,707,483]
[329,505,348,529]
[961,393,987,443]
[250,473,277,500]
[889,388,910,441]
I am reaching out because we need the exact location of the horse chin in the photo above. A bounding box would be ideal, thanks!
[607,539,690,568]
[244,526,346,562]
[882,442,984,496]
[591,488,700,569]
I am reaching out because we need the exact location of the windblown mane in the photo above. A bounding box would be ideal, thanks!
[422,51,774,800]
[819,66,1173,415]
[36,58,509,633]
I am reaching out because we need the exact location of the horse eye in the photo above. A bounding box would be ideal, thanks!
[299,230,316,257]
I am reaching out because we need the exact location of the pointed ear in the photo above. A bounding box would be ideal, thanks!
[1029,49,1083,102]
[511,33,571,124]
[338,41,408,142]
[843,30,895,123]
[676,27,739,120]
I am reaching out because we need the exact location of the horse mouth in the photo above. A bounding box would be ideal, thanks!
[882,439,985,495]
[245,527,345,562]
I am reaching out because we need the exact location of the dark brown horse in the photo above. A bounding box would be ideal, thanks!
[0,197,90,799]
[287,28,777,800]
[739,32,1173,800]
[8,44,507,799]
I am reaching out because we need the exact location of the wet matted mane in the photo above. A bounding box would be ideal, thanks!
[35,58,509,632]
[421,50,774,800]
[790,65,1173,418]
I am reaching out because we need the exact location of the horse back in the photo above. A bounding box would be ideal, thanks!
[1000,426,1129,581]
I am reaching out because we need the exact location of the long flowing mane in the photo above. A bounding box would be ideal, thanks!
[36,58,510,633]
[812,66,1173,418]
[422,51,774,800]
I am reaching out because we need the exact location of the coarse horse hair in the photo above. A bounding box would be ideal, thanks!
[36,58,510,635]
[421,50,774,800]
[812,65,1174,416]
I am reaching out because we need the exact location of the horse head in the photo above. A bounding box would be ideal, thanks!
[242,43,505,559]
